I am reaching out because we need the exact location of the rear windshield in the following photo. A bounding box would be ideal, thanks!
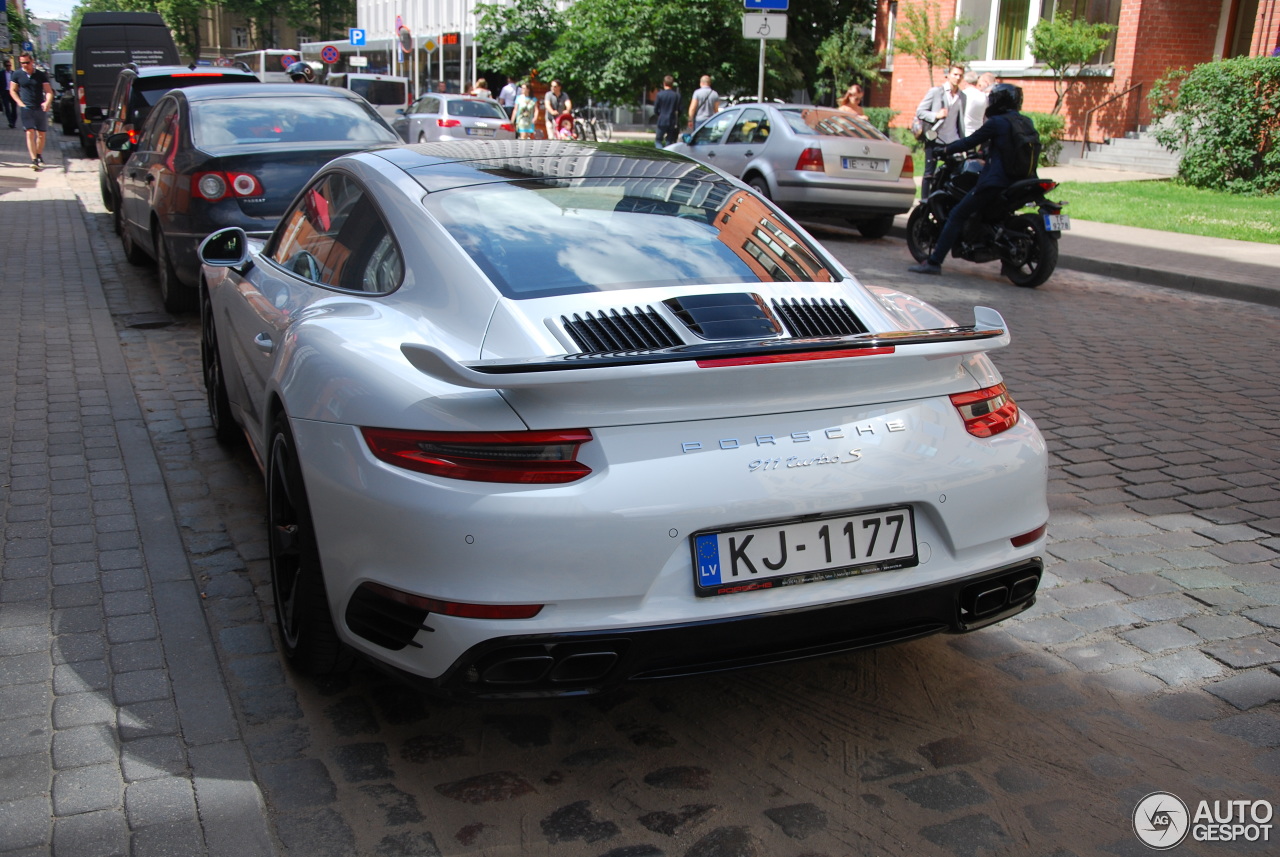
[134,75,252,110]
[446,99,508,119]
[778,108,887,141]
[348,79,407,106]
[190,96,400,146]
[420,176,834,299]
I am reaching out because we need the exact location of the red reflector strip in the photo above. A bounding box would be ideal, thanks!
[361,427,593,484]
[1011,524,1047,548]
[363,582,542,619]
[697,346,893,368]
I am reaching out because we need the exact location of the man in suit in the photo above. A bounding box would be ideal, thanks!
[2,58,17,128]
[915,64,967,200]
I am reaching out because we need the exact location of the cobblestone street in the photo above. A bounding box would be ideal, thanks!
[1,137,1278,857]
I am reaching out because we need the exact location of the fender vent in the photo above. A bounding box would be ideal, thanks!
[771,297,867,337]
[562,307,681,353]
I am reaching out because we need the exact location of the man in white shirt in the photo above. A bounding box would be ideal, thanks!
[498,76,519,119]
[962,71,994,136]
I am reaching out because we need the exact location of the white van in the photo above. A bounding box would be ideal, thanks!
[325,73,410,124]
[233,50,302,84]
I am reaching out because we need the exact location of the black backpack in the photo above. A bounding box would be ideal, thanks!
[1004,113,1041,180]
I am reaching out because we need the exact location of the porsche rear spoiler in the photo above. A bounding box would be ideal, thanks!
[402,307,1010,390]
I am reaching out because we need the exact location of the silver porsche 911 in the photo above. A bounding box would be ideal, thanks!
[198,140,1047,699]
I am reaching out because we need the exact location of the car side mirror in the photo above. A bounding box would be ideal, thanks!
[395,108,405,116]
[105,133,133,152]
[681,133,692,144]
[198,227,250,267]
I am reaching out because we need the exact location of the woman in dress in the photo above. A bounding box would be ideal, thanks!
[471,78,491,99]
[838,84,866,116]
[513,83,538,140]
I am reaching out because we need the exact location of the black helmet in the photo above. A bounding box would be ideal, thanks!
[985,83,1023,117]
[286,61,315,83]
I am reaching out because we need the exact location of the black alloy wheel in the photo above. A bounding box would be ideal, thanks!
[155,227,197,313]
[1001,213,1058,288]
[267,413,351,675]
[905,204,940,263]
[200,284,239,446]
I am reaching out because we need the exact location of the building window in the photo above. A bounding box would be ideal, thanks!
[232,27,250,49]
[885,2,898,70]
[959,0,1118,67]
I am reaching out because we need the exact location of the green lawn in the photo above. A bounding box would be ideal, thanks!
[1051,179,1280,244]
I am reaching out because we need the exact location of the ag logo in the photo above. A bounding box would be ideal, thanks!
[1134,791,1190,849]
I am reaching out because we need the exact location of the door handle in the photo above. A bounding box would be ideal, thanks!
[254,333,274,355]
[743,150,754,156]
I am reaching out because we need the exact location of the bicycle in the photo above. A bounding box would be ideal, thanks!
[572,105,613,142]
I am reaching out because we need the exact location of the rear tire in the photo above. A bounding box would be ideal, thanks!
[747,175,771,200]
[905,204,940,263]
[99,167,115,212]
[854,214,896,239]
[1001,213,1058,288]
[156,228,197,313]
[200,284,239,446]
[268,412,351,675]
[573,118,591,141]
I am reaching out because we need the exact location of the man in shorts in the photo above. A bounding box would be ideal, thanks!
[8,53,54,171]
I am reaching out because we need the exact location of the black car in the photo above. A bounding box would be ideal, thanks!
[97,64,259,223]
[110,83,400,313]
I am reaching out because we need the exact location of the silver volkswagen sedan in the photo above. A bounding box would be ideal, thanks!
[197,141,1046,699]
[667,103,916,238]
[391,92,515,143]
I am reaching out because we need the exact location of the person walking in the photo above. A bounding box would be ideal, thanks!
[9,53,54,170]
[961,71,992,136]
[688,74,720,131]
[543,79,572,140]
[908,84,1032,275]
[915,64,967,199]
[498,75,520,119]
[653,75,681,147]
[513,82,538,140]
[838,84,866,116]
[2,58,17,128]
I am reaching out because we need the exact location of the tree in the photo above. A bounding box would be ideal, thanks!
[892,0,982,86]
[816,16,883,104]
[286,0,356,44]
[475,0,563,81]
[156,0,208,62]
[1027,10,1116,115]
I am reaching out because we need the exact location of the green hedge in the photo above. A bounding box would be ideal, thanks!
[1151,55,1280,194]
[863,107,899,136]
[1024,111,1065,166]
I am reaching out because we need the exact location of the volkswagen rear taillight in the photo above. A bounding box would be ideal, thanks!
[192,171,263,201]
[795,147,825,172]
[361,428,593,483]
[950,383,1020,438]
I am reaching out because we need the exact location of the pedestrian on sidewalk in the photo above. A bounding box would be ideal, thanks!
[2,58,18,128]
[8,53,54,170]
[654,75,681,147]
[688,74,720,132]
[915,64,966,199]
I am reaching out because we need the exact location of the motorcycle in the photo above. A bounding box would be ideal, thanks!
[907,152,1069,288]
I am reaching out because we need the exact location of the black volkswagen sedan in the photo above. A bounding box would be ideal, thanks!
[111,83,400,312]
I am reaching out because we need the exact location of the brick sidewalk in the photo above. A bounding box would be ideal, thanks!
[0,127,274,856]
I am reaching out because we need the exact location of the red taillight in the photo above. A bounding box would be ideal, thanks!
[127,128,139,145]
[360,582,543,620]
[361,427,593,484]
[1011,524,1047,548]
[1037,180,1058,192]
[796,147,825,172]
[500,123,514,133]
[78,86,86,107]
[437,118,462,127]
[900,153,914,179]
[950,383,1020,438]
[192,171,262,201]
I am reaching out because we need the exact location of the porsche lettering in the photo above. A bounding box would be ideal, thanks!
[682,420,906,454]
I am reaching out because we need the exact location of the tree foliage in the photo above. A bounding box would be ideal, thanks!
[475,0,563,81]
[1027,10,1115,115]
[1151,56,1280,195]
[892,0,982,85]
[815,15,883,104]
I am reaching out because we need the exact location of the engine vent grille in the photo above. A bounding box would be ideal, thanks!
[770,298,867,338]
[561,307,682,354]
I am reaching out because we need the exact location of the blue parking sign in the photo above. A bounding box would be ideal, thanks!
[744,0,788,9]
[349,28,366,46]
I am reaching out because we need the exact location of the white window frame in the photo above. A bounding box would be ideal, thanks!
[958,0,1046,70]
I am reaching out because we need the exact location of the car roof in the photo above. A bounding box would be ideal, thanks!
[172,83,366,101]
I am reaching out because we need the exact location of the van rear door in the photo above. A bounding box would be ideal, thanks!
[73,13,180,153]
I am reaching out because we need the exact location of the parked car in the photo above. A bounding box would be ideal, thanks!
[110,83,400,313]
[72,11,181,157]
[196,140,1048,698]
[391,92,515,143]
[666,103,916,238]
[97,64,259,223]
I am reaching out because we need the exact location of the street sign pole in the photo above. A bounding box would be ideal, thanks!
[758,38,766,104]
[743,8,787,103]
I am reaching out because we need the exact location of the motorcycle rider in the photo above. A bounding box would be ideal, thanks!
[286,61,316,84]
[908,83,1032,275]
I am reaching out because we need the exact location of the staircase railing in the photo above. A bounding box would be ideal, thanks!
[1080,82,1143,159]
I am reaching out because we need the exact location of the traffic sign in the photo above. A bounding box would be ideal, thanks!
[320,45,340,64]
[349,28,366,46]
[743,13,787,39]
[745,0,788,9]
[349,56,369,67]
[398,26,413,54]
[280,53,298,69]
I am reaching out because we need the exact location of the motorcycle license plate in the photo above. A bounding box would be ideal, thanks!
[1044,214,1070,231]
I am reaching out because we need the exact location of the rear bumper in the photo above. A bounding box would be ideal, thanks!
[773,171,916,218]
[381,558,1042,699]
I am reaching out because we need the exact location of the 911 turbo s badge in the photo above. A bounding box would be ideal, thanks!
[680,418,907,454]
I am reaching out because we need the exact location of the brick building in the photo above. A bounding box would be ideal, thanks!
[873,0,1280,144]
